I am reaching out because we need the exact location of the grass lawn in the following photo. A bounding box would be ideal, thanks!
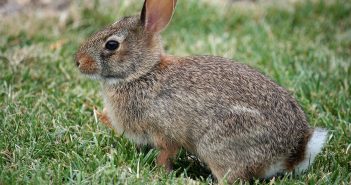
[1,0,350,184]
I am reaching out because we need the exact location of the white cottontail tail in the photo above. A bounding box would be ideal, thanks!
[75,0,328,182]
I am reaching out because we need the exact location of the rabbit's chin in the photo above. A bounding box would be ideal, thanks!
[84,74,103,80]
[103,77,124,86]
[84,74,124,85]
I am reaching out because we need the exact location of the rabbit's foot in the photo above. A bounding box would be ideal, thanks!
[95,107,113,129]
[155,136,179,172]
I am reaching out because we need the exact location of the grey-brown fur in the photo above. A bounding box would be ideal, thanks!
[75,0,326,182]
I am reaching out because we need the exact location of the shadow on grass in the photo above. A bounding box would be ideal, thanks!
[138,146,213,182]
[138,146,291,184]
[173,150,213,182]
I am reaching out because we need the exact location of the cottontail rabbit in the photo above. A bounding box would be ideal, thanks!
[75,0,327,182]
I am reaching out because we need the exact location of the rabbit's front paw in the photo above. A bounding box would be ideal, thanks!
[94,107,112,129]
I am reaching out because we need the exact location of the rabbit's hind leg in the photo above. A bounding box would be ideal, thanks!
[205,157,266,183]
[205,160,247,184]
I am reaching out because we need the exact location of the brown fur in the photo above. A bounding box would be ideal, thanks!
[154,135,180,171]
[159,55,175,70]
[96,108,113,129]
[76,53,98,74]
[75,0,326,183]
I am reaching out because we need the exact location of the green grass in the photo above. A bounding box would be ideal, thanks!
[1,0,350,184]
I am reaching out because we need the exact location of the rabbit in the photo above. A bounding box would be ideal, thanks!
[75,0,328,182]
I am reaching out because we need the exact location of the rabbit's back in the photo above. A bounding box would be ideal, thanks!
[150,55,309,136]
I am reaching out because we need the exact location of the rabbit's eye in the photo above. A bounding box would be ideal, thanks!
[105,40,120,51]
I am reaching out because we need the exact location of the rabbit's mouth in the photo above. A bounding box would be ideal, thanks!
[82,73,125,83]
[102,74,124,79]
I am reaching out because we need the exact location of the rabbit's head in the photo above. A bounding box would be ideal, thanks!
[75,0,177,84]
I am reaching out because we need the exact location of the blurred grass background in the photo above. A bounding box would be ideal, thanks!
[0,0,350,184]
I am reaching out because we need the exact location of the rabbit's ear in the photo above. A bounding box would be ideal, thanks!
[140,0,177,33]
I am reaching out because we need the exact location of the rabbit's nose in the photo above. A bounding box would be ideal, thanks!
[75,53,90,68]
[75,53,83,67]
[76,59,81,67]
[75,53,98,74]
